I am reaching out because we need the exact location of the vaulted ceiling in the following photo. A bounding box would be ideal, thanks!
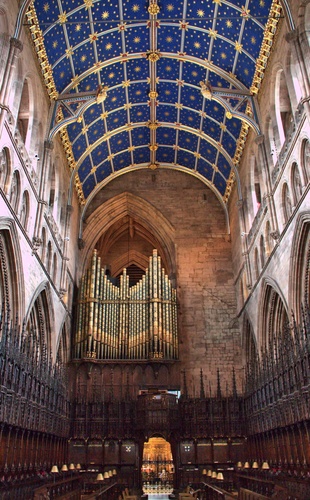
[27,0,281,207]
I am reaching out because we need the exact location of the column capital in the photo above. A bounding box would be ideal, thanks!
[10,37,23,53]
[255,134,265,145]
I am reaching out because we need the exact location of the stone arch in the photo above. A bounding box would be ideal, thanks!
[41,226,47,263]
[291,162,303,206]
[259,280,289,350]
[254,247,260,282]
[16,77,31,146]
[57,317,70,364]
[300,137,310,185]
[242,314,258,366]
[19,190,30,231]
[274,67,294,148]
[46,240,52,275]
[52,252,58,285]
[0,218,24,319]
[0,147,11,195]
[282,181,293,224]
[259,234,265,270]
[289,212,310,320]
[264,220,273,258]
[9,169,20,213]
[81,192,176,281]
[25,282,55,359]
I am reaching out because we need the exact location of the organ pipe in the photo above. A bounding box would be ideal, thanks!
[73,249,178,360]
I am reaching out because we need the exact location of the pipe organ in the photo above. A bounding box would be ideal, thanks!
[73,249,178,361]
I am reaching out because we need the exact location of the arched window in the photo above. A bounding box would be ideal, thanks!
[46,241,52,275]
[52,252,58,284]
[9,170,20,213]
[0,147,11,194]
[17,79,30,144]
[26,289,52,361]
[261,284,289,349]
[254,247,260,281]
[260,235,265,269]
[243,318,257,366]
[0,229,20,320]
[265,220,273,258]
[291,162,303,206]
[275,69,293,147]
[253,159,262,214]
[301,138,310,184]
[282,182,293,224]
[41,227,46,263]
[48,163,56,209]
[20,191,30,231]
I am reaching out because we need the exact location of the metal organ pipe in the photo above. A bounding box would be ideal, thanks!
[74,249,178,360]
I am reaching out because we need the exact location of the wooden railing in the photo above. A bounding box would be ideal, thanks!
[33,477,81,499]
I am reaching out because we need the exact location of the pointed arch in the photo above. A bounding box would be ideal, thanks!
[259,280,289,350]
[289,212,310,320]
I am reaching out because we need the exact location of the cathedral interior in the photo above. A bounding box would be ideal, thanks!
[0,0,309,498]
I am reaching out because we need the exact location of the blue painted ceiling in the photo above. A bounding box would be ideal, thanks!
[29,0,279,204]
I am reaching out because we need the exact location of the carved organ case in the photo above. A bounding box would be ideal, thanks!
[73,249,178,362]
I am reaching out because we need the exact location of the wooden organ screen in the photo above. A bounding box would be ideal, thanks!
[73,249,178,360]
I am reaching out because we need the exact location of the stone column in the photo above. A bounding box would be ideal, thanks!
[32,140,54,250]
[237,199,252,290]
[0,37,23,135]
[255,135,280,241]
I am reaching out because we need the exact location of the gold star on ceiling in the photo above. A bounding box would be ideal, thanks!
[101,112,108,119]
[132,4,140,12]
[197,9,205,17]
[82,125,89,134]
[235,41,243,53]
[84,0,93,8]
[102,11,109,19]
[89,32,98,42]
[208,29,218,39]
[75,24,81,32]
[58,12,67,24]
[65,46,74,58]
[44,3,49,12]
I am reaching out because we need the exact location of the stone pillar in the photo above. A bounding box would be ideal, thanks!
[32,140,54,249]
[255,135,280,241]
[0,37,23,135]
[60,204,74,298]
[237,199,252,290]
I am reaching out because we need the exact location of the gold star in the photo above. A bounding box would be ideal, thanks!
[221,52,227,59]
[58,12,67,24]
[220,123,227,131]
[84,0,93,8]
[194,152,201,158]
[251,36,256,44]
[166,36,173,43]
[80,54,87,62]
[194,42,201,48]
[102,11,109,19]
[75,24,81,31]
[235,41,243,53]
[128,146,135,152]
[101,112,108,119]
[71,76,80,88]
[107,154,115,161]
[213,0,222,4]
[197,9,205,17]
[105,42,112,50]
[82,125,89,134]
[90,166,97,174]
[175,103,183,109]
[260,0,265,5]
[226,20,232,28]
[134,36,141,43]
[122,80,131,87]
[241,7,250,19]
[89,32,98,42]
[44,3,49,12]
[124,103,132,110]
[53,41,58,49]
[65,46,73,58]
[208,29,218,39]
[132,4,139,12]
[167,4,174,11]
